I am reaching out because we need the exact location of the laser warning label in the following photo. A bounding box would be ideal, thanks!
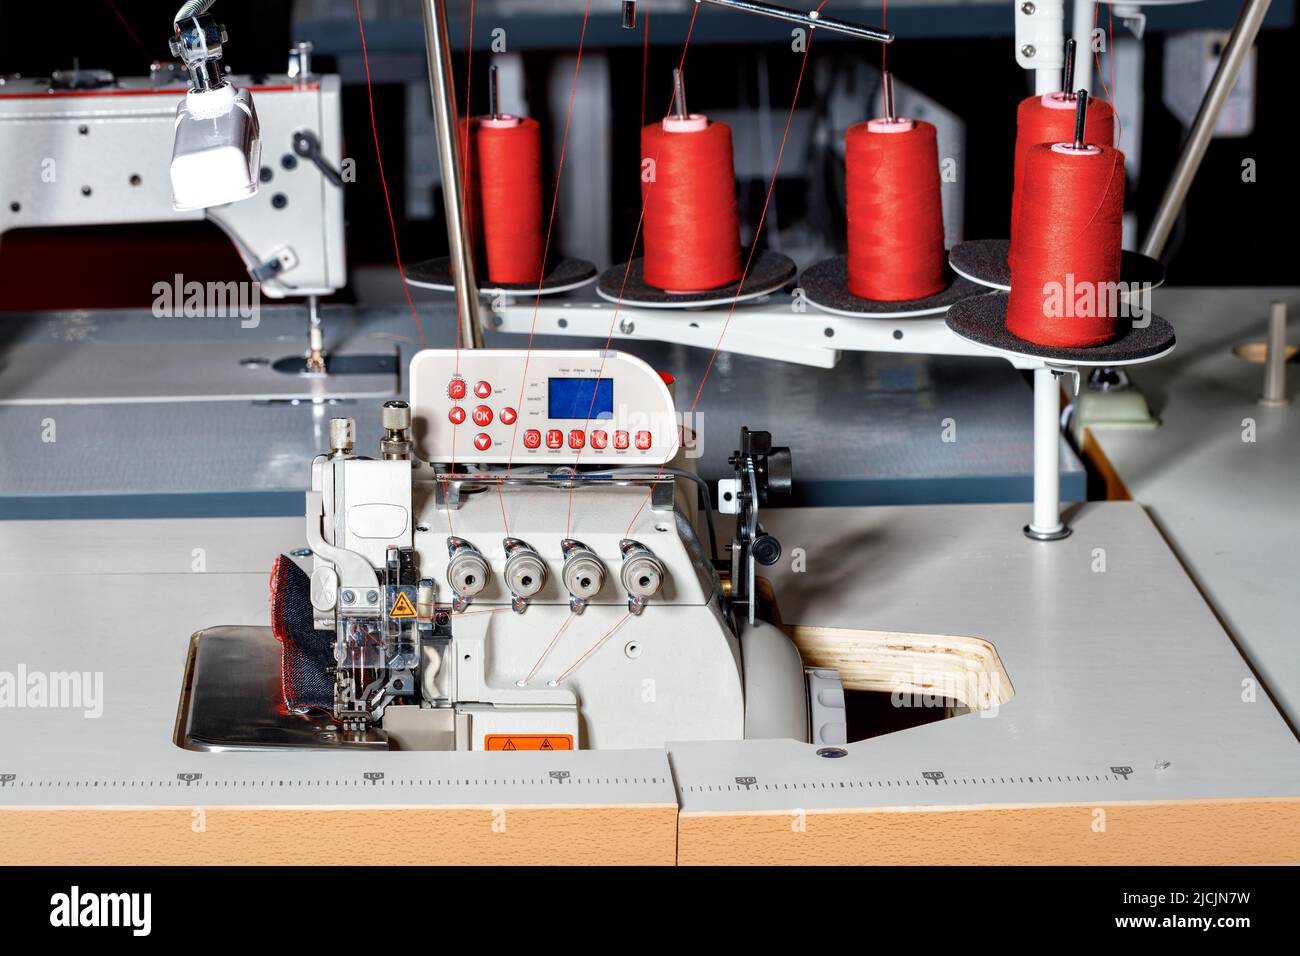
[388,592,416,619]
[484,734,575,751]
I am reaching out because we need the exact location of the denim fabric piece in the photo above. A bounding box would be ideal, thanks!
[270,555,335,712]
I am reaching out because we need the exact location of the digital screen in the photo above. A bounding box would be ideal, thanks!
[548,377,614,419]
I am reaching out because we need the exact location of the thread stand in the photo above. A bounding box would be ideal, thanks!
[947,293,1176,542]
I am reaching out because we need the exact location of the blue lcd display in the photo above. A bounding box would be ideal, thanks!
[548,377,614,419]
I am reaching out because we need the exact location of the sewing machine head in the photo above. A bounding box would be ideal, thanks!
[0,52,345,298]
[179,348,835,752]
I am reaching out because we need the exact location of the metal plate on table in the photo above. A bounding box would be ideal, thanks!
[177,626,386,752]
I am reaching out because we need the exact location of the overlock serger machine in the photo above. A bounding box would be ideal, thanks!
[179,347,838,751]
[173,0,840,753]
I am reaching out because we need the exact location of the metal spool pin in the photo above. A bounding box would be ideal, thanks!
[672,67,688,120]
[1073,88,1089,150]
[488,62,500,121]
[1062,38,1075,99]
[882,70,895,122]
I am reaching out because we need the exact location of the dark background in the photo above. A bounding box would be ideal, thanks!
[0,0,1294,312]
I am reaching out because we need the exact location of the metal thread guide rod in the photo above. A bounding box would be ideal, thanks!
[1073,87,1088,149]
[695,0,893,43]
[420,0,483,348]
[1062,37,1075,97]
[672,68,688,119]
[1142,0,1272,259]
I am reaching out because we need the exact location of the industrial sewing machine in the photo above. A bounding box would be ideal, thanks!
[0,29,346,368]
[178,346,838,751]
[0,66,344,297]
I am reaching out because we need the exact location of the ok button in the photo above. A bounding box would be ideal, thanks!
[472,405,493,427]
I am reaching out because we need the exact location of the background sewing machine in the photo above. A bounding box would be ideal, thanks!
[0,49,398,392]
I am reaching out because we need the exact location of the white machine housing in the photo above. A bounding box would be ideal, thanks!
[305,349,813,751]
[0,71,346,297]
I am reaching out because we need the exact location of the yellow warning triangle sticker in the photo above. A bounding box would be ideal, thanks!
[389,592,417,619]
[503,739,516,750]
[540,739,553,750]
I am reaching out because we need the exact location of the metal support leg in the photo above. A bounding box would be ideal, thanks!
[420,0,483,348]
[1141,0,1271,259]
[1026,367,1071,540]
[1071,0,1094,93]
[1260,301,1290,407]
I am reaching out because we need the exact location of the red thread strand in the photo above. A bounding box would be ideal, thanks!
[844,120,946,301]
[641,121,743,292]
[1007,143,1125,348]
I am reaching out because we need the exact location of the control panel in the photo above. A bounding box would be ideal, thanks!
[409,349,680,465]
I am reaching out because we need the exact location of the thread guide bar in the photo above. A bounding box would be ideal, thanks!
[621,0,892,43]
[694,0,893,44]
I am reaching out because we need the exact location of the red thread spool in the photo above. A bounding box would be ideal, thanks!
[1011,93,1114,250]
[1007,142,1125,348]
[845,118,946,301]
[641,115,742,292]
[473,114,546,285]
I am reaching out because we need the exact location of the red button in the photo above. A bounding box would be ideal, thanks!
[474,380,492,398]
[613,431,630,450]
[448,379,466,400]
[499,407,517,425]
[568,430,586,449]
[546,429,563,449]
[472,405,493,426]
[448,406,466,425]
[591,430,608,449]
[523,429,542,449]
[474,433,492,451]
[635,431,652,450]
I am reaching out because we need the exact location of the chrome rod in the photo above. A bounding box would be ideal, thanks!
[420,0,483,348]
[1141,0,1271,259]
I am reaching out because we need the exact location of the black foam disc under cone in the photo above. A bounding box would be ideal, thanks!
[800,255,989,317]
[946,292,1176,364]
[595,251,797,308]
[404,256,597,294]
[948,239,1167,293]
